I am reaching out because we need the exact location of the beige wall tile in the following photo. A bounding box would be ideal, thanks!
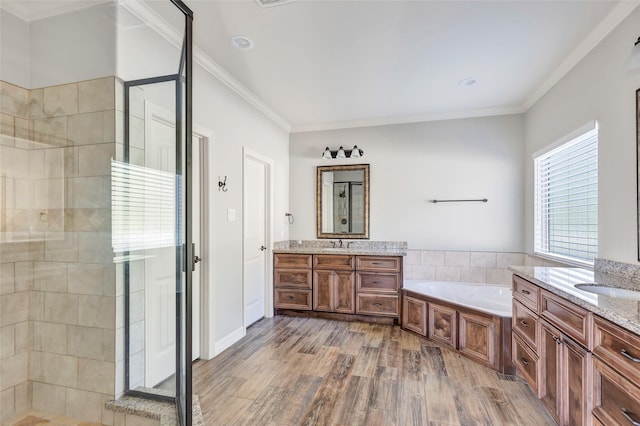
[44,292,79,325]
[103,328,116,363]
[33,321,67,354]
[31,352,78,387]
[64,146,79,177]
[115,111,124,144]
[32,116,68,147]
[65,388,104,422]
[30,291,45,321]
[71,208,111,232]
[78,295,115,329]
[407,265,436,280]
[444,251,470,267]
[44,148,65,179]
[0,263,15,295]
[1,325,14,358]
[404,250,421,265]
[14,261,33,292]
[1,292,29,326]
[44,232,79,262]
[1,387,15,423]
[0,351,28,390]
[67,177,108,209]
[14,117,31,146]
[469,252,497,268]
[67,325,104,360]
[32,382,66,415]
[1,145,30,179]
[486,268,513,286]
[114,411,125,426]
[115,79,124,113]
[79,143,115,177]
[29,88,45,119]
[497,252,525,268]
[33,261,68,293]
[0,113,14,137]
[420,250,445,266]
[44,83,78,117]
[14,321,31,353]
[78,77,115,113]
[78,232,113,264]
[78,358,114,394]
[68,112,104,146]
[435,265,461,282]
[14,380,31,413]
[459,267,487,283]
[1,81,29,117]
[68,263,112,296]
[103,110,115,143]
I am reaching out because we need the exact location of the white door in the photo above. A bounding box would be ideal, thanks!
[144,102,176,388]
[243,155,268,326]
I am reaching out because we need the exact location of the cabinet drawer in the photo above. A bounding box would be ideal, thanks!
[592,358,640,426]
[513,333,539,393]
[356,256,401,272]
[313,254,354,271]
[274,254,312,269]
[274,269,312,289]
[593,315,640,386]
[513,299,539,352]
[274,289,312,310]
[356,294,399,317]
[513,275,539,312]
[357,272,399,293]
[541,290,591,348]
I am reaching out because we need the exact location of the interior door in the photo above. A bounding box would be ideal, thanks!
[243,155,267,326]
[191,133,202,361]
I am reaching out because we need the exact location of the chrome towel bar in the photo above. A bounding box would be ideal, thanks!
[430,198,488,203]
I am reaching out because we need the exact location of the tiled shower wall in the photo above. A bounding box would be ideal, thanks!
[404,250,564,285]
[0,78,119,424]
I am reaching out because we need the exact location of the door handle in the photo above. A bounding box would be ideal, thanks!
[194,255,201,264]
[260,245,267,251]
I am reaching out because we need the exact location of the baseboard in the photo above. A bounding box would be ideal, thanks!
[213,327,246,356]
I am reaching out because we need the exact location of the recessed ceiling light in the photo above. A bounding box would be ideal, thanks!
[230,35,254,50]
[458,77,477,87]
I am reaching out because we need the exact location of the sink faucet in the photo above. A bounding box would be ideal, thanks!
[338,239,343,248]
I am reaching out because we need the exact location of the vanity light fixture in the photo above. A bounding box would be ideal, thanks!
[628,36,640,70]
[321,145,364,159]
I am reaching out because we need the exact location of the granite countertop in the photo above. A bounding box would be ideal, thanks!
[272,240,408,256]
[510,266,640,335]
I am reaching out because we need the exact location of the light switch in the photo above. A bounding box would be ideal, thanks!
[227,208,236,222]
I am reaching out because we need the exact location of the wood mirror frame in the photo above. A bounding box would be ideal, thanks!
[316,164,370,239]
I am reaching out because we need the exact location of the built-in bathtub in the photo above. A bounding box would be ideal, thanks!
[401,279,514,374]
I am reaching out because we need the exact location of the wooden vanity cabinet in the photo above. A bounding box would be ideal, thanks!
[274,254,313,310]
[355,255,402,317]
[313,255,355,314]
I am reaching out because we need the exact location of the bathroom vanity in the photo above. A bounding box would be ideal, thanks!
[510,266,640,426]
[273,241,406,324]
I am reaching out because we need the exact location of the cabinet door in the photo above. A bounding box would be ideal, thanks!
[428,303,457,348]
[402,295,427,336]
[333,271,355,314]
[540,319,562,423]
[313,270,333,312]
[459,310,498,369]
[562,337,591,426]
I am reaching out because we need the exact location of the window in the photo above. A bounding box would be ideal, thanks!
[534,123,598,265]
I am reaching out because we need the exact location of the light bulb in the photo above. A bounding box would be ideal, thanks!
[337,146,346,158]
[351,145,361,158]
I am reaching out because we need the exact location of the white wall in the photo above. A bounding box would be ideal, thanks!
[290,115,525,251]
[524,7,640,264]
[0,10,30,88]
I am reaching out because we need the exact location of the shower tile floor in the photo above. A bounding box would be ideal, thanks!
[5,411,101,426]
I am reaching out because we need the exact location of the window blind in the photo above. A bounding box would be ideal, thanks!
[534,127,598,265]
[111,160,177,253]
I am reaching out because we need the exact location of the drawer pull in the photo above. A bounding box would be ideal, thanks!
[621,349,640,363]
[287,296,296,300]
[371,262,382,265]
[520,357,529,366]
[373,303,382,307]
[521,289,531,295]
[621,408,640,426]
[519,320,529,328]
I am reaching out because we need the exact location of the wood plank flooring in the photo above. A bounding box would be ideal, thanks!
[193,316,555,425]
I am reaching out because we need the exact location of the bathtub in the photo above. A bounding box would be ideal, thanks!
[403,279,512,317]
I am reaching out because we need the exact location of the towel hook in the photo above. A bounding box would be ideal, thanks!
[218,176,228,192]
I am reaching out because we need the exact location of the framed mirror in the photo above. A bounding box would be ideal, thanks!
[637,89,640,260]
[317,164,370,239]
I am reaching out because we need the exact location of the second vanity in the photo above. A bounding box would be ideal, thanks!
[510,265,640,426]
[273,240,407,323]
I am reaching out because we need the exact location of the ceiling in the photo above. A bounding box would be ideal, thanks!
[2,0,637,132]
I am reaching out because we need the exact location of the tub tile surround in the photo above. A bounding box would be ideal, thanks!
[0,78,121,424]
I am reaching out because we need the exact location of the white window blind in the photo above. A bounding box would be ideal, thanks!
[534,126,598,265]
[111,160,177,253]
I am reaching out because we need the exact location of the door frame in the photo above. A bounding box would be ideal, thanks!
[193,125,214,360]
[242,147,274,327]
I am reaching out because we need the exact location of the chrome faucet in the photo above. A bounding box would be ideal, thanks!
[338,239,343,248]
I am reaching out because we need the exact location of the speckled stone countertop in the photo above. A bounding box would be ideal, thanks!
[273,240,407,256]
[509,266,640,336]
[105,394,204,426]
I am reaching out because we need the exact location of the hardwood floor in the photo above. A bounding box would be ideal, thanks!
[193,316,555,425]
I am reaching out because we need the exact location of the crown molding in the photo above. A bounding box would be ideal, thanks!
[290,106,526,133]
[118,0,291,133]
[523,1,640,111]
